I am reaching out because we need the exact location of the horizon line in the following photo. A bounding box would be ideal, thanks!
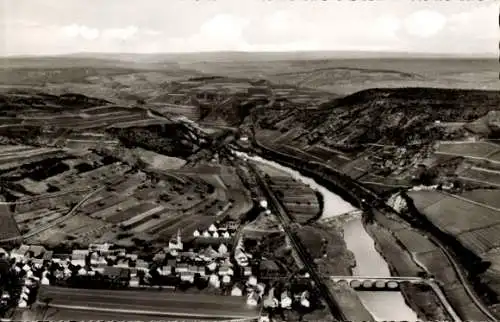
[0,49,497,59]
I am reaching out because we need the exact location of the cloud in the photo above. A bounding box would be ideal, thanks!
[404,10,447,38]
[102,26,139,40]
[61,24,100,40]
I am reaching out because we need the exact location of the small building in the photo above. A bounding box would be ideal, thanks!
[247,275,257,287]
[212,231,219,238]
[209,274,220,288]
[102,266,130,286]
[231,283,243,296]
[218,264,233,276]
[193,230,200,237]
[77,267,87,276]
[222,275,231,284]
[222,231,231,239]
[247,291,259,306]
[129,276,140,287]
[176,263,188,273]
[11,245,29,262]
[202,231,211,238]
[208,224,217,232]
[242,266,252,277]
[263,288,278,308]
[281,290,292,309]
[180,271,195,283]
[207,261,217,272]
[300,290,310,308]
[218,243,228,255]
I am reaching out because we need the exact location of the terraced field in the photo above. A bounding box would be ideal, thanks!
[435,142,500,160]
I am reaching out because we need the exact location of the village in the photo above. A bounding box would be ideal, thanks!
[0,211,319,321]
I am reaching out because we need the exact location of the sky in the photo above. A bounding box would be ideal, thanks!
[0,0,498,56]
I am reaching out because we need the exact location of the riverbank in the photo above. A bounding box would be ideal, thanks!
[362,215,452,321]
[238,150,422,320]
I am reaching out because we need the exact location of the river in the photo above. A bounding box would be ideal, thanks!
[235,151,420,321]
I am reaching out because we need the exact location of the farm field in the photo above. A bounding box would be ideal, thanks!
[459,189,500,210]
[408,190,500,235]
[459,167,500,187]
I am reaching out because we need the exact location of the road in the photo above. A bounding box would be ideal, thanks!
[0,188,94,206]
[248,163,347,321]
[37,286,259,320]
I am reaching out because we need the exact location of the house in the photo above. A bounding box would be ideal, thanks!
[212,231,219,238]
[180,271,195,283]
[11,245,29,262]
[221,275,231,284]
[218,264,233,276]
[281,290,292,309]
[222,231,231,239]
[89,243,113,253]
[231,283,243,296]
[136,260,149,272]
[197,266,207,277]
[77,267,87,276]
[256,283,266,296]
[207,261,217,272]
[193,230,200,237]
[208,224,217,232]
[247,291,259,306]
[234,248,248,267]
[218,243,228,255]
[176,263,188,273]
[202,231,211,238]
[208,274,220,288]
[114,259,129,269]
[160,265,172,276]
[242,266,252,277]
[263,288,278,308]
[126,254,138,261]
[129,276,140,287]
[300,290,310,308]
[247,275,257,286]
[71,253,86,267]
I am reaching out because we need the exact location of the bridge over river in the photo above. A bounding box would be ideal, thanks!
[329,276,426,291]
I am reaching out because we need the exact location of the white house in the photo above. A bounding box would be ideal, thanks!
[202,230,211,238]
[300,290,310,308]
[281,290,292,309]
[231,284,243,296]
[263,288,278,308]
[247,275,257,286]
[247,291,259,306]
[180,272,195,283]
[222,231,231,239]
[212,231,219,238]
[207,262,217,272]
[209,274,220,288]
[243,266,252,277]
[193,230,200,237]
[222,275,231,284]
[218,243,228,255]
[129,276,140,287]
[18,299,27,308]
[77,267,87,276]
[208,224,217,232]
